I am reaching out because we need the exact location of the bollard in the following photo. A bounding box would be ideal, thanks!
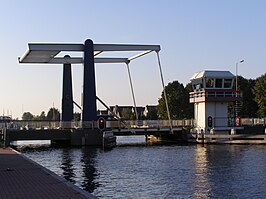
[3,128,7,148]
[201,129,205,144]
[0,129,3,141]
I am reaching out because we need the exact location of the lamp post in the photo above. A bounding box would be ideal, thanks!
[235,59,244,118]
[235,59,244,94]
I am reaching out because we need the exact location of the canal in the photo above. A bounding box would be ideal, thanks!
[18,136,266,198]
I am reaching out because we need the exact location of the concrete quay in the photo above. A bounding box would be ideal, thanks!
[0,147,97,199]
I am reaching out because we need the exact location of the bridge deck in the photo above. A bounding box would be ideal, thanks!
[113,127,183,136]
[0,147,96,199]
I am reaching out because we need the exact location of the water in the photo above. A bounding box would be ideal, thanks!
[19,136,266,198]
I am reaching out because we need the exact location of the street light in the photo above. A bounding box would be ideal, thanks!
[235,59,244,118]
[235,59,244,93]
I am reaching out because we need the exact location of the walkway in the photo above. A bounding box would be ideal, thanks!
[0,148,96,199]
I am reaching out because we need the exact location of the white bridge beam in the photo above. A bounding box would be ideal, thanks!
[18,43,160,64]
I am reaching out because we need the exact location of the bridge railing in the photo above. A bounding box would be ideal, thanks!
[240,118,266,126]
[1,120,93,130]
[2,118,264,131]
[7,121,84,130]
[211,117,266,127]
[125,119,194,129]
[2,119,194,130]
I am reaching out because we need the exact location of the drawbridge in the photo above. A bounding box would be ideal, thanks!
[18,39,173,133]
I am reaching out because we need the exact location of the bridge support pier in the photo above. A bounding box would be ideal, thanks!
[70,129,102,146]
[5,129,104,147]
[82,39,97,127]
[61,56,74,127]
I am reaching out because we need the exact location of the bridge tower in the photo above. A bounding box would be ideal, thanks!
[189,70,242,134]
[82,39,97,122]
[61,55,74,122]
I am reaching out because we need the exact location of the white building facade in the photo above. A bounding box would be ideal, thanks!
[189,70,242,134]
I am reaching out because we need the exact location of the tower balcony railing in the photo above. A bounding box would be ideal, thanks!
[193,117,266,129]
[189,90,243,103]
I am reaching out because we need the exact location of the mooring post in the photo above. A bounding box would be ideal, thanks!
[82,39,97,128]
[3,128,8,148]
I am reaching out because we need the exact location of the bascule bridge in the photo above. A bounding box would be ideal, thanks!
[18,39,162,125]
[2,39,179,147]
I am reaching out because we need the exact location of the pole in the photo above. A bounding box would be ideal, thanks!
[235,59,244,118]
[126,62,139,120]
[235,59,244,93]
[156,51,173,134]
[235,62,238,94]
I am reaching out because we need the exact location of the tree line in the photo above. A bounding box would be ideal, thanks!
[157,73,266,119]
[22,108,61,121]
[22,108,81,121]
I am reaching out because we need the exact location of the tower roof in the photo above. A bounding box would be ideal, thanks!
[190,70,234,80]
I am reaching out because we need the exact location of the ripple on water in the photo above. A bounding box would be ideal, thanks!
[21,143,266,199]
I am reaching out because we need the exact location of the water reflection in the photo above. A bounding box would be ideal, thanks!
[59,147,99,193]
[205,145,243,198]
[20,143,266,198]
[80,147,99,193]
[191,145,248,198]
[60,148,75,184]
[192,145,211,198]
[191,145,266,198]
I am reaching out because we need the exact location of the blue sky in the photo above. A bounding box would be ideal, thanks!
[0,0,265,119]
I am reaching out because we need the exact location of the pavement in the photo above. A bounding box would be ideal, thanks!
[0,147,97,199]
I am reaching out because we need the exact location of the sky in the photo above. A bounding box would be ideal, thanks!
[0,0,265,119]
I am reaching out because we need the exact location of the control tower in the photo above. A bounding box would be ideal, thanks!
[189,70,242,134]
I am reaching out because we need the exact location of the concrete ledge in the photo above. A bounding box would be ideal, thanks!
[189,133,266,144]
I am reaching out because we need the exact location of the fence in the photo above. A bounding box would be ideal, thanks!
[213,117,266,127]
[241,118,266,126]
[0,118,264,131]
[1,119,194,130]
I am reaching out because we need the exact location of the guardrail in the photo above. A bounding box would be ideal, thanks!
[241,118,266,126]
[0,119,194,130]
[210,117,266,127]
[0,118,264,130]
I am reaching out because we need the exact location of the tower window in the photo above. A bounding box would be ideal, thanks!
[205,78,214,88]
[215,79,223,88]
[224,79,232,88]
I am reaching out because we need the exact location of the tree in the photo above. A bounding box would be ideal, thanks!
[184,83,194,118]
[73,112,81,121]
[253,73,266,117]
[33,111,46,120]
[227,76,258,117]
[158,81,191,119]
[145,106,158,120]
[121,108,135,120]
[22,112,33,120]
[47,108,60,121]
[238,77,258,117]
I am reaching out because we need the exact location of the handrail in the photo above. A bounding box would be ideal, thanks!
[189,89,242,94]
[1,118,264,130]
[0,119,193,130]
[189,90,243,98]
